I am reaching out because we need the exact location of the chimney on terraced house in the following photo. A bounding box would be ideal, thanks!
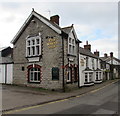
[84,41,91,51]
[110,52,113,58]
[94,50,99,57]
[104,53,108,58]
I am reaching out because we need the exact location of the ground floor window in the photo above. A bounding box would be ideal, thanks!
[74,67,78,82]
[96,72,98,80]
[27,64,41,83]
[66,64,78,83]
[85,73,88,82]
[89,72,93,82]
[95,71,102,81]
[99,72,101,80]
[67,67,72,82]
[84,72,93,83]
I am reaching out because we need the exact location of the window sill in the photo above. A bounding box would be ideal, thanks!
[67,54,77,57]
[52,79,59,81]
[66,81,72,84]
[26,55,41,58]
[28,81,41,84]
[84,81,94,86]
[84,81,94,84]
[95,80,102,83]
[26,55,41,62]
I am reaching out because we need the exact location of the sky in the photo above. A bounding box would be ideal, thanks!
[0,0,119,58]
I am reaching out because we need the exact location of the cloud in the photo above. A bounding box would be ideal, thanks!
[0,2,118,58]
[89,36,118,57]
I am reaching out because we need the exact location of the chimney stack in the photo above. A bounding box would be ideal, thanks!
[94,50,99,57]
[110,52,113,58]
[50,15,59,25]
[84,41,91,51]
[104,53,108,58]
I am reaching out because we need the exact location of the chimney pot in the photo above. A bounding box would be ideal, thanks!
[86,41,88,45]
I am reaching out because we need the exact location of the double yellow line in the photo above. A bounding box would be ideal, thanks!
[3,79,119,114]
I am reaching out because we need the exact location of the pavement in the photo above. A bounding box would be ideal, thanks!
[2,79,119,113]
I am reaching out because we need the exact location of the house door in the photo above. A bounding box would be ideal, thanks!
[67,67,72,82]
[105,72,107,80]
[74,67,78,82]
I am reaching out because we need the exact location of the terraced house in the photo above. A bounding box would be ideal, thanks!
[79,42,103,87]
[11,10,81,90]
[11,10,118,90]
[100,52,120,80]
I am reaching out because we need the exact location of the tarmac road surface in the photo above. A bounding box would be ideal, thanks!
[3,80,119,115]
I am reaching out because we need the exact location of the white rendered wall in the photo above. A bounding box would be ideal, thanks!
[0,64,13,84]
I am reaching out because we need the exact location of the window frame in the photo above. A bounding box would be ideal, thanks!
[27,64,41,83]
[92,58,94,69]
[84,72,93,83]
[26,35,41,57]
[68,37,75,55]
[86,57,89,68]
[67,67,72,82]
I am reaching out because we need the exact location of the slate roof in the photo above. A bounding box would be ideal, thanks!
[100,56,120,63]
[62,26,72,34]
[0,46,13,63]
[34,11,62,31]
[0,47,8,52]
[94,68,102,71]
[0,47,13,57]
[84,67,93,71]
[79,47,99,59]
[11,10,63,44]
[11,10,82,44]
[62,25,82,43]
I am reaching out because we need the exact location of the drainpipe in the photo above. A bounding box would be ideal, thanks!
[61,31,65,92]
[77,40,81,88]
[62,34,65,92]
[111,57,113,80]
[78,43,80,88]
[5,64,7,84]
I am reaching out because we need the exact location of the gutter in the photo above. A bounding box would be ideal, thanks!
[77,41,82,88]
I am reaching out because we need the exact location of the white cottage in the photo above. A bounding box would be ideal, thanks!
[79,41,103,87]
[0,47,13,84]
[100,52,120,79]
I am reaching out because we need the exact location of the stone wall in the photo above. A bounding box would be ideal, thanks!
[13,17,63,90]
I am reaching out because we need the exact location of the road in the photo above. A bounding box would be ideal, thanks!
[3,80,119,115]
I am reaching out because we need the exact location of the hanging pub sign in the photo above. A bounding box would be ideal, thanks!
[80,59,85,66]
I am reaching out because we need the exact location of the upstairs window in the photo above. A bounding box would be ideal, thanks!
[67,67,72,82]
[92,59,94,69]
[26,35,41,57]
[68,37,75,55]
[86,57,88,68]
